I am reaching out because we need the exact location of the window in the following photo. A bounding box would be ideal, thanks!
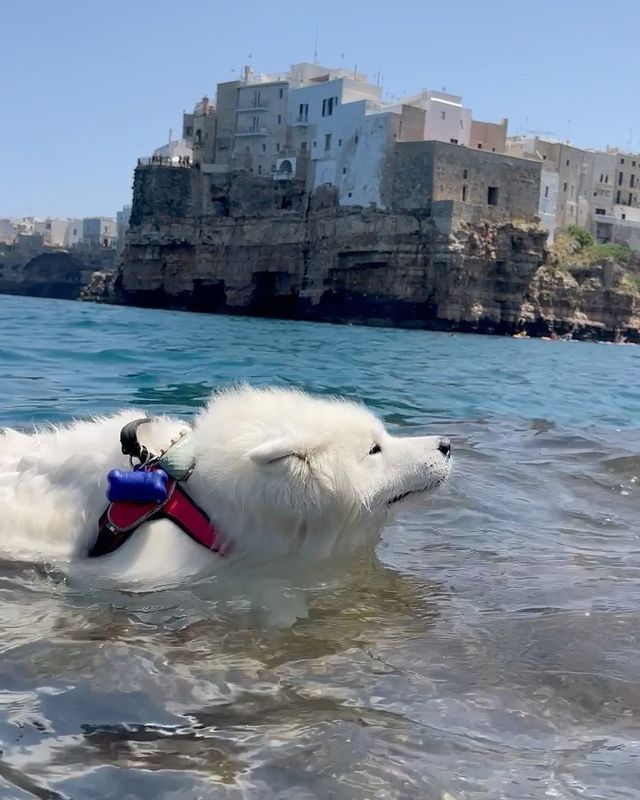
[262,143,266,152]
[277,115,281,125]
[313,141,317,148]
[566,159,570,166]
[348,192,352,197]
[441,111,446,119]
[595,208,606,215]
[298,103,309,122]
[257,165,262,175]
[563,182,567,191]
[600,174,603,182]
[622,213,626,219]
[324,133,332,151]
[276,143,280,151]
[460,119,463,129]
[462,185,467,201]
[450,138,458,144]
[279,88,284,99]
[477,144,483,149]
[544,186,549,198]
[633,160,637,167]
[45,222,51,230]
[631,175,635,187]
[338,138,342,146]
[463,169,468,179]
[619,172,623,185]
[253,90,261,106]
[616,190,621,203]
[621,158,625,164]
[629,192,634,205]
[487,186,499,206]
[185,126,193,136]
[354,134,359,144]
[322,97,335,116]
[252,115,259,131]
[301,141,307,151]
[605,174,609,182]
[73,228,77,236]
[343,167,347,174]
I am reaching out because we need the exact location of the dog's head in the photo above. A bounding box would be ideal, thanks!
[191,387,451,561]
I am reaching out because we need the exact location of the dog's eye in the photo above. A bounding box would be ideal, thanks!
[369,443,382,455]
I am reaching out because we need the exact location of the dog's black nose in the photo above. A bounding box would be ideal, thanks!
[437,438,451,458]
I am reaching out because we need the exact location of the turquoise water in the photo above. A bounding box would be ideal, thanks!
[1,294,640,799]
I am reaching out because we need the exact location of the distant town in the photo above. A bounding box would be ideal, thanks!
[2,59,639,254]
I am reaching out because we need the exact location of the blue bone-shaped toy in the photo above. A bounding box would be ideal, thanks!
[107,469,169,504]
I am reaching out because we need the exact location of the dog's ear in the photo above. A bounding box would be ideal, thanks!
[249,437,307,466]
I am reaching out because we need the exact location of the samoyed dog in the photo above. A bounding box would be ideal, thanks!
[0,386,451,625]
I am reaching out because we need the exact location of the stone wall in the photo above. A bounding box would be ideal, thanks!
[392,141,542,220]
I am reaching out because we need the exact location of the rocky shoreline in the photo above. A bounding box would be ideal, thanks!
[5,165,640,343]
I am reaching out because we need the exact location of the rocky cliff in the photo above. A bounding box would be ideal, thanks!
[0,242,116,301]
[112,165,640,340]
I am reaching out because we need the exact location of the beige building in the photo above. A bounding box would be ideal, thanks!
[470,118,508,153]
[506,137,591,229]
[233,80,289,176]
[611,149,640,208]
[183,96,216,166]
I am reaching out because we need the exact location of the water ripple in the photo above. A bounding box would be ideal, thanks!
[1,295,640,798]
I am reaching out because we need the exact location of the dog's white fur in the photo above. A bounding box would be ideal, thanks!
[0,386,450,625]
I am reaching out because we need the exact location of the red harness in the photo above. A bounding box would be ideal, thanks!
[89,476,229,558]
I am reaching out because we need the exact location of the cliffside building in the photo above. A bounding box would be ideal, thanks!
[82,217,117,248]
[172,62,513,213]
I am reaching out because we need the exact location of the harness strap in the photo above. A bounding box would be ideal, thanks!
[88,480,229,559]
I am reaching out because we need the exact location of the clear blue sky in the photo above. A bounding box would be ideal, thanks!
[2,0,639,219]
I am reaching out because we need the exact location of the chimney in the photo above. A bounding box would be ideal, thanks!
[202,95,210,115]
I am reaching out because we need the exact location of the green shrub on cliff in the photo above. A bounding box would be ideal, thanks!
[567,225,594,250]
[588,242,631,265]
[552,228,632,268]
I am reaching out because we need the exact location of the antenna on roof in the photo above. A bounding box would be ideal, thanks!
[313,28,318,64]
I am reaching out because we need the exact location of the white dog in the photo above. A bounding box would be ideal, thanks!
[0,386,451,625]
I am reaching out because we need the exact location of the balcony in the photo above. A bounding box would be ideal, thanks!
[292,114,310,126]
[237,104,268,112]
[235,127,268,137]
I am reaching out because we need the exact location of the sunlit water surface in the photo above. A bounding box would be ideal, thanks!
[1,295,640,799]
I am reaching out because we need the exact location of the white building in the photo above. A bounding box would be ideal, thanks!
[82,217,117,248]
[538,169,560,241]
[33,218,69,247]
[116,205,132,251]
[64,219,83,247]
[153,136,193,163]
[0,219,17,244]
[401,90,472,146]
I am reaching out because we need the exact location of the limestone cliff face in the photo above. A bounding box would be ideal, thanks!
[117,165,640,340]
